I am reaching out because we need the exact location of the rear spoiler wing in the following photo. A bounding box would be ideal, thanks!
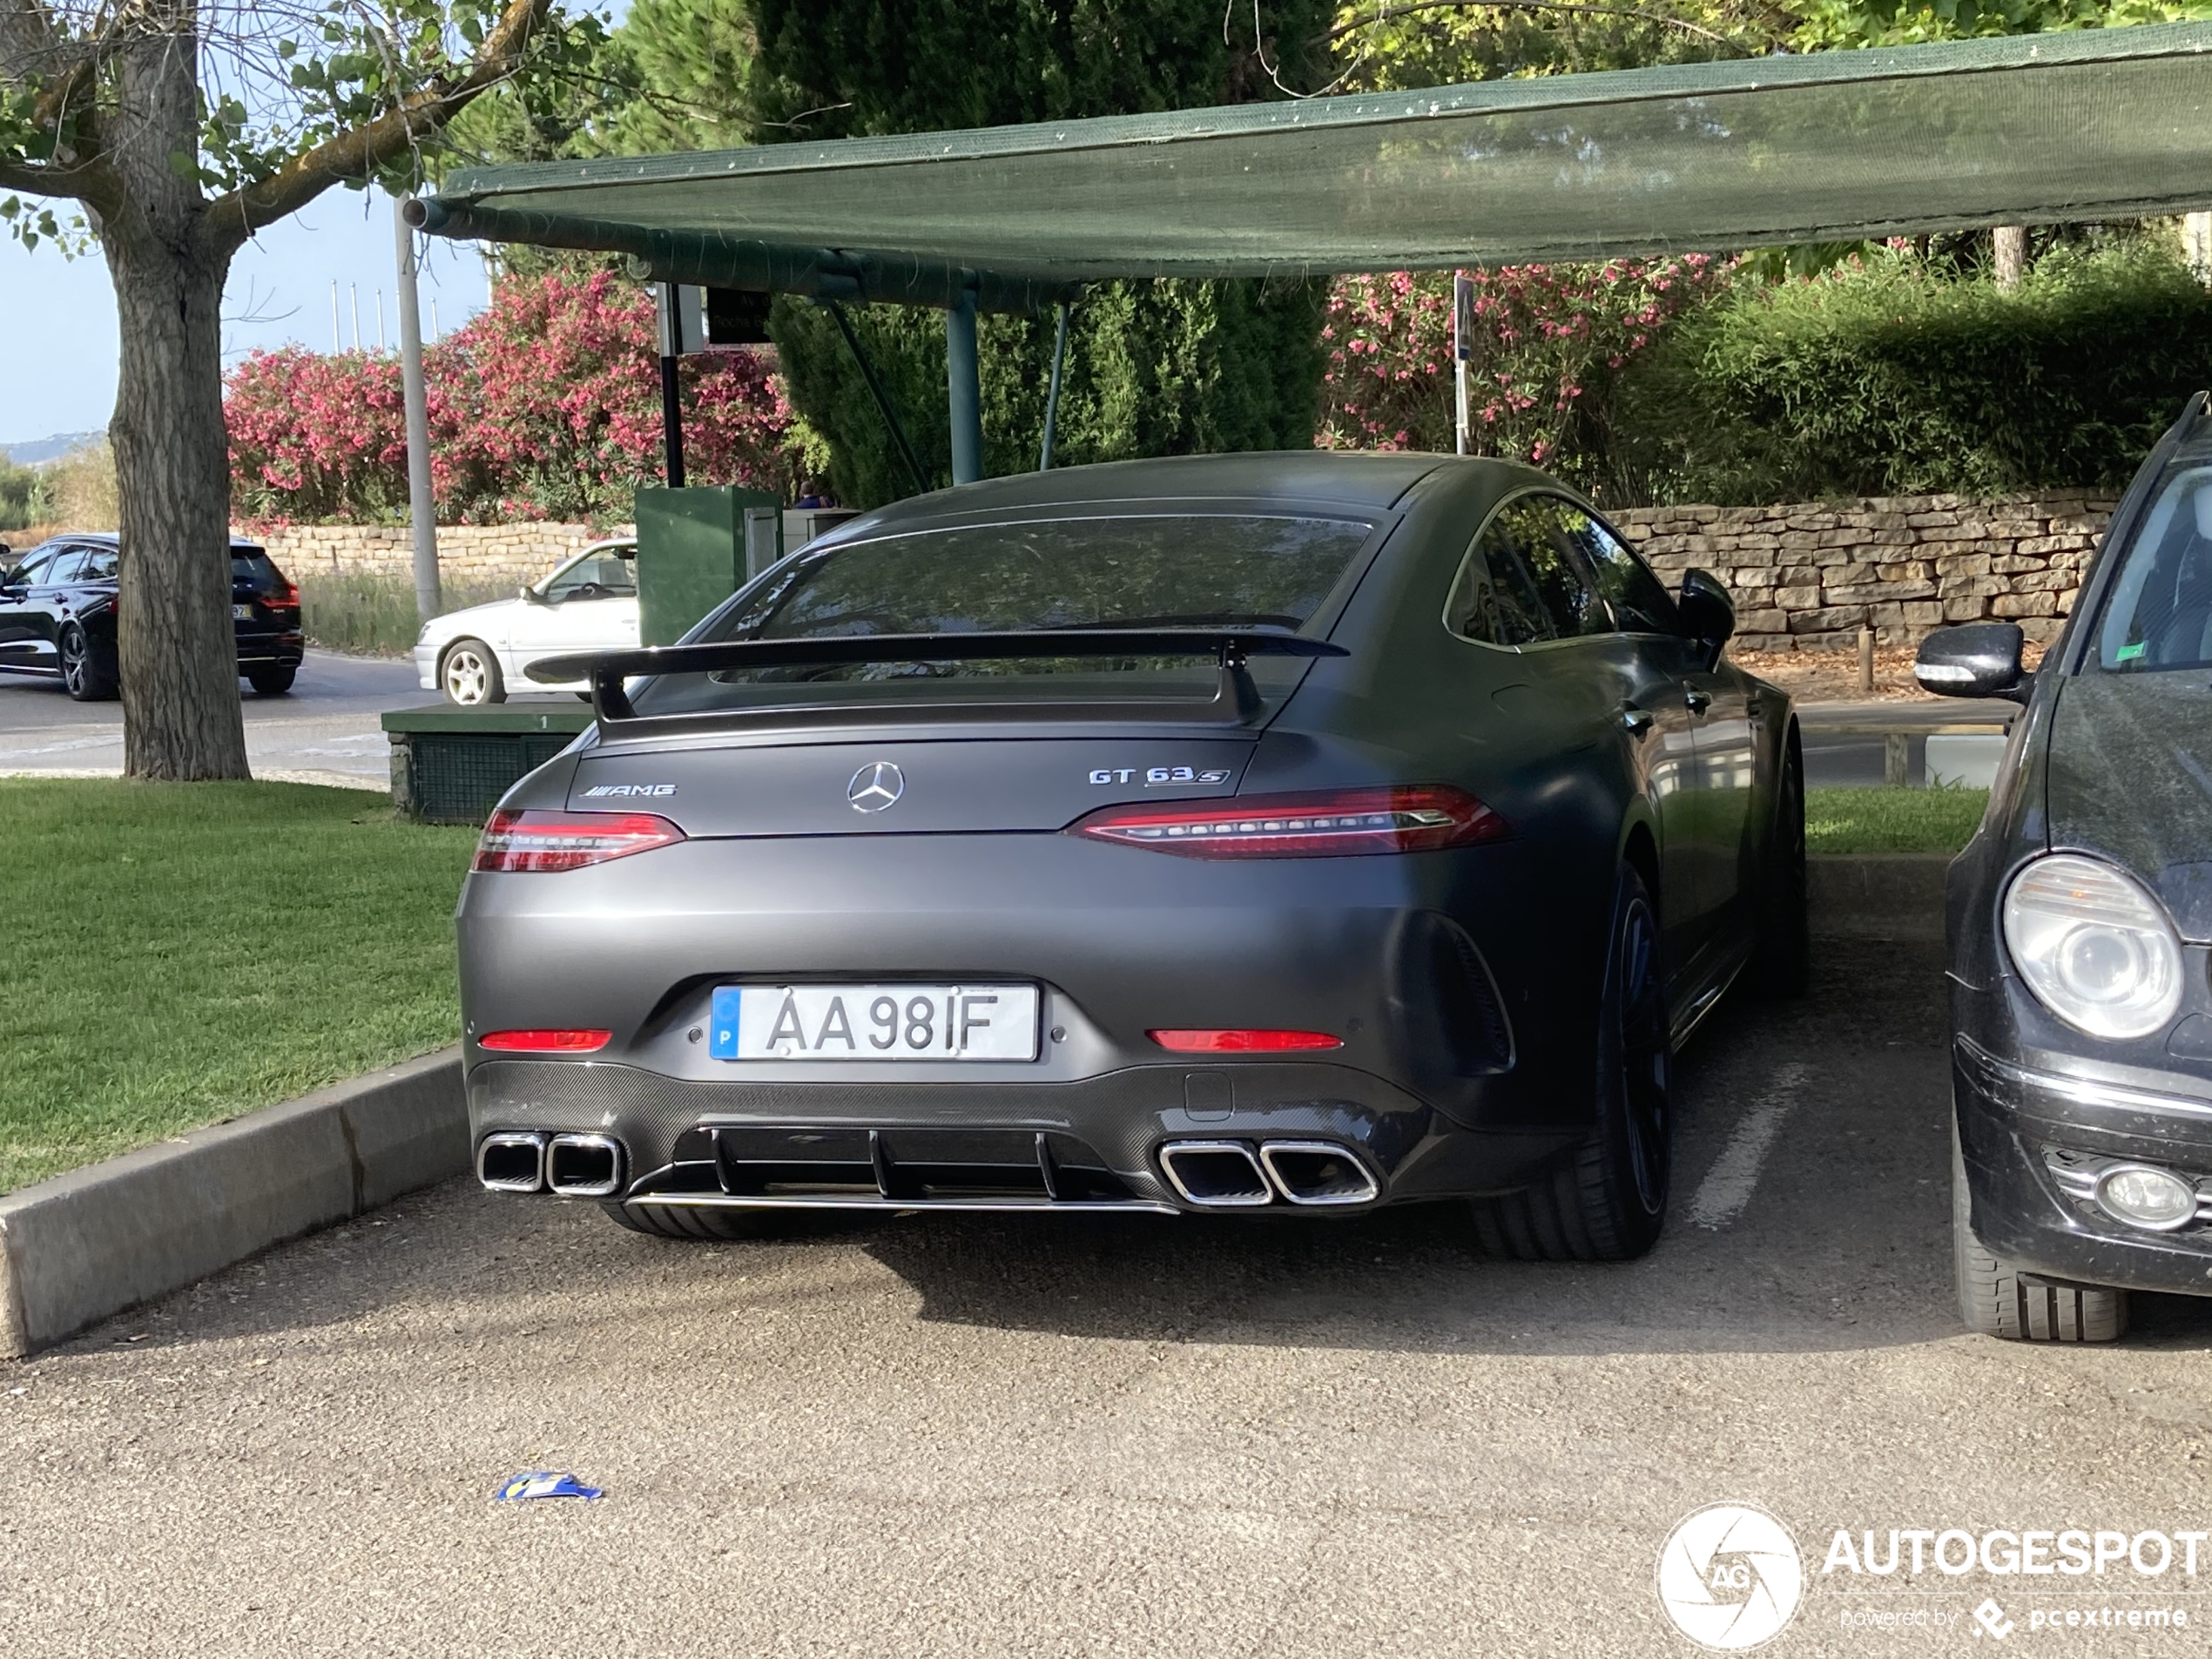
[526,628,1348,727]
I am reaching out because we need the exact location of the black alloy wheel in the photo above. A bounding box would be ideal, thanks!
[1472,863,1673,1262]
[59,625,116,701]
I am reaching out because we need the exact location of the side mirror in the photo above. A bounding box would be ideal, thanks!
[521,584,547,606]
[1678,568,1736,658]
[1915,622,2028,703]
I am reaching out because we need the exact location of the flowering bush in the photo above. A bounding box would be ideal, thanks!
[227,270,795,526]
[1315,258,1733,497]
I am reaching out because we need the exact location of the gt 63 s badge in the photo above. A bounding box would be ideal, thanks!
[1089,766,1235,786]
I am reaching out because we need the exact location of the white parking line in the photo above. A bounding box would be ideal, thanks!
[1688,1061,1811,1230]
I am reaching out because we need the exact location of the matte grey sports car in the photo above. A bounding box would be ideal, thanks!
[458,453,1804,1258]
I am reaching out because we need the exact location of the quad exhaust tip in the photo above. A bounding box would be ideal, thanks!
[547,1133,625,1198]
[475,1131,627,1197]
[1159,1138,1380,1209]
[477,1131,547,1192]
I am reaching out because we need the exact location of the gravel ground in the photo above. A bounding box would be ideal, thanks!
[4,943,2209,1658]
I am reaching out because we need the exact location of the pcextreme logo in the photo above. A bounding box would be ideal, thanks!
[1657,1502,1807,1651]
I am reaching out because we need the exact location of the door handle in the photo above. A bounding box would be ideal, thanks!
[1618,701,1654,737]
[1684,688,1713,714]
[1745,696,1764,717]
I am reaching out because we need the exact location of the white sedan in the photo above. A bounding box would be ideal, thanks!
[415,538,638,704]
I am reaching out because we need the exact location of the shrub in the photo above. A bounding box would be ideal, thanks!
[1619,241,2212,502]
[1315,260,1732,502]
[297,571,518,658]
[226,271,796,527]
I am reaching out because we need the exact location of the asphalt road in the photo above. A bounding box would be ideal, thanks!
[6,924,2211,1657]
[0,651,571,789]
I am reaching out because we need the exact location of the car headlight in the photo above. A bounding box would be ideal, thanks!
[2001,854,2185,1041]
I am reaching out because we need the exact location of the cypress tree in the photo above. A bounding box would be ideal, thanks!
[745,0,1336,505]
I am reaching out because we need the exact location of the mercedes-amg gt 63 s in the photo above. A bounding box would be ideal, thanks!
[1924,394,2212,1341]
[457,453,1805,1258]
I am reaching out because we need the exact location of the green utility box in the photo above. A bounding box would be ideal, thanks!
[635,485,783,646]
[382,704,597,824]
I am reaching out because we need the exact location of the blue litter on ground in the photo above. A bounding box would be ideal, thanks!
[495,1471,603,1501]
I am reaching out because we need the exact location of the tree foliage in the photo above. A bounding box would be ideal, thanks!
[730,0,1335,507]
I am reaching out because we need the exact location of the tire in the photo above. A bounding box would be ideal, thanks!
[1472,863,1673,1261]
[602,1202,839,1241]
[59,625,117,701]
[1752,736,1811,999]
[246,664,296,696]
[1952,1121,2128,1342]
[439,637,504,705]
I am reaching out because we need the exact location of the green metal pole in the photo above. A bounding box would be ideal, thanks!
[1038,302,1069,471]
[947,287,982,485]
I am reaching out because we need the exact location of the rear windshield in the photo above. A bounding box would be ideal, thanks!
[631,513,1373,716]
[232,549,282,584]
[2096,461,2212,672]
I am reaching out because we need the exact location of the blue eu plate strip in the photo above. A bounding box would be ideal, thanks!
[710,987,742,1059]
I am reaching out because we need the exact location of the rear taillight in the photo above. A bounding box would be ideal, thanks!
[1150,1028,1343,1053]
[472,809,685,873]
[265,582,300,610]
[1071,786,1505,858]
[478,1029,611,1053]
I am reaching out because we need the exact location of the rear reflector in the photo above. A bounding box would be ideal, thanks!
[478,1029,611,1053]
[1072,786,1505,858]
[473,809,685,873]
[1150,1028,1343,1053]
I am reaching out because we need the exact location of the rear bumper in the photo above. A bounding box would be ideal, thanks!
[234,627,303,667]
[465,1055,1577,1214]
[1954,1034,2212,1296]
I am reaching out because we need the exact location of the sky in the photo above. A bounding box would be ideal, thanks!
[1,186,496,449]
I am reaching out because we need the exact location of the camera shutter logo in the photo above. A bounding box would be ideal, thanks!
[1656,1502,1804,1651]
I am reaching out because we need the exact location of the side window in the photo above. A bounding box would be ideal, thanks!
[41,550,86,585]
[1447,525,1557,647]
[1559,506,1677,634]
[78,546,119,581]
[1488,496,1608,638]
[6,549,58,586]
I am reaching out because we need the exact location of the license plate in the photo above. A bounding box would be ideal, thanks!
[232,604,253,619]
[710,984,1039,1062]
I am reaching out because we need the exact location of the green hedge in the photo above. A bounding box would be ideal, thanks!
[1618,243,2212,503]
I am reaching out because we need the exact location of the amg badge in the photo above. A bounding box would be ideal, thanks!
[581,783,677,798]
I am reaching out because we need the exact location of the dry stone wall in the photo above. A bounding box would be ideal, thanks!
[205,491,2113,651]
[253,523,634,589]
[1613,491,2116,652]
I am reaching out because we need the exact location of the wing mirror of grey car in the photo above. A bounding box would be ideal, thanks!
[1914,622,2029,703]
[1678,568,1736,661]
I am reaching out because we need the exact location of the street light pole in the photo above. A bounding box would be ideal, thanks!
[395,196,441,624]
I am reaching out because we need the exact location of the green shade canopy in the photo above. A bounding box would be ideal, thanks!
[416,23,2212,290]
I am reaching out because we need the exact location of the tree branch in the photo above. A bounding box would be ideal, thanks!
[205,0,555,246]
[0,0,59,80]
[1318,0,1750,52]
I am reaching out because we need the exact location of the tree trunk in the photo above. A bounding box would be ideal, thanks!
[100,16,251,781]
[1993,226,2027,289]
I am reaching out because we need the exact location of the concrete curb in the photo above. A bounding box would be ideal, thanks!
[0,1047,463,1359]
[1809,853,1952,939]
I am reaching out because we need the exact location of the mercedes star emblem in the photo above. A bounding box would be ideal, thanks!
[847,761,905,813]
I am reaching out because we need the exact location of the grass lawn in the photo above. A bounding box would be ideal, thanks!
[0,779,478,1195]
[1807,786,1989,855]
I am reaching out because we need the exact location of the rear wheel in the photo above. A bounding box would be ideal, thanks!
[59,625,117,701]
[1472,863,1673,1261]
[1952,1123,2128,1342]
[603,1202,840,1241]
[246,664,296,696]
[1752,736,1811,999]
[440,638,504,705]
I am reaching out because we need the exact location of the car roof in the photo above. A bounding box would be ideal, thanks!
[846,451,1470,532]
[63,533,270,550]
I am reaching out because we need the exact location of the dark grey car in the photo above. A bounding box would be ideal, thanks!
[457,453,1804,1258]
[1923,395,2212,1339]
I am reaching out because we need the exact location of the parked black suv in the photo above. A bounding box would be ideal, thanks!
[1921,392,2212,1342]
[0,533,304,699]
